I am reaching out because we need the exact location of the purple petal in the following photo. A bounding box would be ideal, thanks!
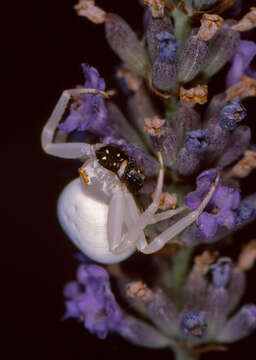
[226,40,256,87]
[198,212,218,238]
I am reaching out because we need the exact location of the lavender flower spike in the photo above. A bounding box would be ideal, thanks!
[63,263,123,339]
[226,40,256,87]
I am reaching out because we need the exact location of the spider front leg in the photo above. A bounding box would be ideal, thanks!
[41,88,110,159]
[138,172,221,254]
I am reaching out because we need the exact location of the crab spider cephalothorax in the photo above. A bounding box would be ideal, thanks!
[41,87,220,264]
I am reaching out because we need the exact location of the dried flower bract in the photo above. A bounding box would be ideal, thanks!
[74,0,106,24]
[197,14,223,41]
[179,85,208,104]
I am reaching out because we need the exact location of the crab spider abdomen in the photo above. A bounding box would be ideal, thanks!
[57,178,136,264]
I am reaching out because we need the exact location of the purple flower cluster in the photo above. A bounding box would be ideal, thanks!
[227,40,256,87]
[59,64,113,137]
[185,169,240,238]
[63,263,123,339]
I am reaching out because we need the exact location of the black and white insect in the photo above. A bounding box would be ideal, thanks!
[41,87,219,263]
[96,145,145,193]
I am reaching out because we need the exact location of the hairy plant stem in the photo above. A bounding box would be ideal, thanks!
[174,348,199,360]
[171,246,193,310]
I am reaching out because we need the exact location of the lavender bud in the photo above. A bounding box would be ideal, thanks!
[106,101,146,150]
[218,125,251,167]
[235,200,256,225]
[202,25,240,78]
[204,286,230,337]
[152,57,178,91]
[219,97,247,131]
[105,14,149,75]
[173,104,201,148]
[183,264,208,309]
[185,129,210,154]
[208,258,232,288]
[178,35,208,83]
[204,124,230,164]
[146,289,177,336]
[127,86,157,150]
[226,267,246,315]
[218,305,256,343]
[155,31,178,62]
[118,315,171,348]
[146,11,174,63]
[180,309,207,338]
[192,0,220,11]
[150,123,178,168]
[177,146,201,175]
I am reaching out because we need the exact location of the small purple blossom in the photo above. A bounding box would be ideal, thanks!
[59,65,114,137]
[219,97,247,131]
[185,129,210,154]
[63,264,123,339]
[185,169,240,238]
[180,309,207,338]
[226,40,256,87]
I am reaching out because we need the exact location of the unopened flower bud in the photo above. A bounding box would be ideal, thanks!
[105,13,149,75]
[218,125,251,167]
[152,57,178,91]
[202,24,240,78]
[204,124,230,164]
[156,31,178,62]
[127,86,157,150]
[146,289,177,336]
[180,309,207,338]
[185,129,210,154]
[219,305,256,342]
[146,10,174,63]
[150,123,178,168]
[208,258,232,288]
[177,146,201,175]
[178,35,208,83]
[173,104,201,147]
[219,97,247,131]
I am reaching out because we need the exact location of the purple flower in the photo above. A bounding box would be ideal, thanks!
[185,169,240,239]
[63,264,123,339]
[59,65,115,138]
[226,40,256,87]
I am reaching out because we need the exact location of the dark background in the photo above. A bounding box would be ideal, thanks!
[2,0,256,359]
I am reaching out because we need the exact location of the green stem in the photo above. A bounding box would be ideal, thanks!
[172,246,193,309]
[174,348,199,360]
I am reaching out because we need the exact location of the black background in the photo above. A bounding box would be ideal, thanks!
[2,1,256,359]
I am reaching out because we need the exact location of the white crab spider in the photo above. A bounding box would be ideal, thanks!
[41,87,219,264]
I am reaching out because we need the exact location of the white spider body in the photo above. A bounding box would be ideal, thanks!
[41,87,220,264]
[58,177,136,264]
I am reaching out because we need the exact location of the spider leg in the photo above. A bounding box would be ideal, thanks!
[41,88,108,159]
[125,152,165,245]
[138,172,221,254]
[107,190,138,255]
